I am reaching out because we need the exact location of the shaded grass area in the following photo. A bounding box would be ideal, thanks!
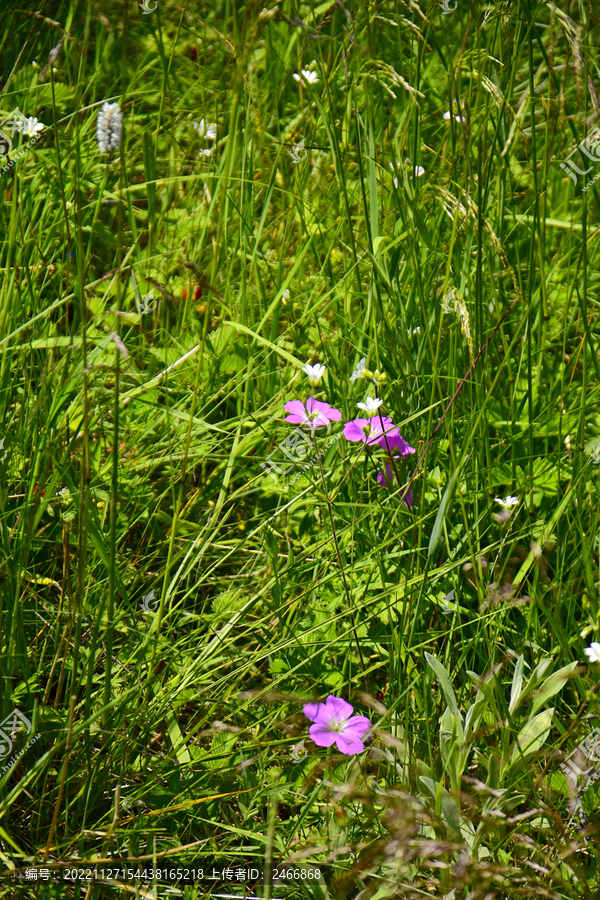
[0,0,600,896]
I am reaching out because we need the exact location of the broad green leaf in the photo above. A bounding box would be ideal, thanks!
[440,707,465,793]
[530,661,578,716]
[510,708,554,766]
[440,706,464,757]
[519,657,554,703]
[418,775,437,797]
[441,794,461,832]
[464,695,490,741]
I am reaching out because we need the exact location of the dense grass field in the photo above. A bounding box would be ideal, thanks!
[1,0,600,896]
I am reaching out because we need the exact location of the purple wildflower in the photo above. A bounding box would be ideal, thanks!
[377,460,414,508]
[303,695,371,755]
[284,397,342,430]
[381,433,416,456]
[343,416,399,446]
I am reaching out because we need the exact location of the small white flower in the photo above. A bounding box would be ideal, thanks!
[57,487,72,505]
[494,495,518,509]
[281,289,290,301]
[443,110,466,122]
[350,358,367,383]
[18,116,44,137]
[198,148,212,158]
[193,119,217,140]
[408,326,421,337]
[405,157,425,176]
[302,362,326,385]
[584,642,600,663]
[356,396,383,416]
[96,102,123,153]
[293,69,319,85]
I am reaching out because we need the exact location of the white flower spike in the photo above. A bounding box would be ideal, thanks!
[495,496,518,509]
[350,358,367,383]
[96,102,123,153]
[357,396,383,416]
[302,362,326,386]
[584,642,600,663]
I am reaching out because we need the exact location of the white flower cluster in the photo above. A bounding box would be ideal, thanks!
[193,119,216,159]
[389,159,425,188]
[96,102,123,154]
[444,109,466,122]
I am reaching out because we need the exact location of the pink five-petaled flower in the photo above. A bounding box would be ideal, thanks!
[343,416,398,447]
[284,397,342,430]
[303,695,371,755]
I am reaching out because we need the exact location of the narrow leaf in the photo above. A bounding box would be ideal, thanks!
[425,652,460,718]
[509,655,525,715]
[428,459,465,557]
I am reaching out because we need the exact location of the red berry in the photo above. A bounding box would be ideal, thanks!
[194,285,203,300]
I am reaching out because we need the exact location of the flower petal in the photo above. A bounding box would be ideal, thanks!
[377,462,394,489]
[308,724,338,747]
[303,702,323,722]
[344,419,369,442]
[371,418,399,446]
[306,398,342,421]
[384,434,416,456]
[334,732,365,754]
[284,400,307,418]
[343,715,371,737]
[324,695,354,720]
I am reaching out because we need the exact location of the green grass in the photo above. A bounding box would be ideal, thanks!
[0,0,600,897]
